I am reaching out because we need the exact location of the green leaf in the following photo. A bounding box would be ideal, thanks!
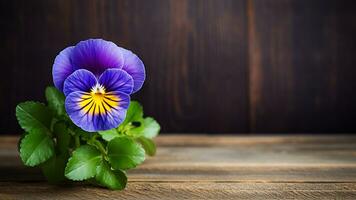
[126,118,160,138]
[95,161,127,190]
[19,131,55,166]
[137,137,156,156]
[16,102,53,134]
[65,145,102,181]
[41,151,69,183]
[141,117,160,138]
[108,137,145,170]
[53,122,70,153]
[98,129,120,141]
[45,86,65,117]
[120,101,143,127]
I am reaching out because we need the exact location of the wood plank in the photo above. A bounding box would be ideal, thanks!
[3,164,356,183]
[1,135,356,199]
[1,135,356,182]
[248,0,356,133]
[2,1,356,134]
[154,134,356,146]
[1,182,356,200]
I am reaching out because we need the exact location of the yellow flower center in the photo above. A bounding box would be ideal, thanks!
[78,84,119,115]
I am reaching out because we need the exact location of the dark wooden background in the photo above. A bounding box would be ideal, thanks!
[1,0,356,134]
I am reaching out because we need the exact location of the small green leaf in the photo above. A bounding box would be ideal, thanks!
[45,86,65,117]
[19,131,55,167]
[108,137,145,170]
[141,117,160,138]
[137,137,156,156]
[65,145,102,181]
[16,102,53,134]
[98,129,120,141]
[96,161,127,190]
[120,101,143,127]
[41,152,69,183]
[126,118,160,138]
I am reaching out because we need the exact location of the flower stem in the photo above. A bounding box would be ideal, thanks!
[93,140,106,155]
[87,133,107,158]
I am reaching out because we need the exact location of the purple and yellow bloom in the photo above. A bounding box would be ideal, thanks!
[52,39,145,132]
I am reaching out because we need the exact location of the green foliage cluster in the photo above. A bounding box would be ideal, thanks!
[16,86,160,190]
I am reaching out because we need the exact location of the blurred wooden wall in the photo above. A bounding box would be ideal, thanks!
[1,0,356,133]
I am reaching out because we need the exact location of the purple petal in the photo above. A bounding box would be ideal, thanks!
[65,91,96,131]
[98,69,133,95]
[52,46,75,91]
[71,39,124,76]
[65,91,130,132]
[121,48,146,93]
[63,69,97,96]
[92,91,130,131]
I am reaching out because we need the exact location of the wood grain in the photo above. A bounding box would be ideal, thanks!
[0,135,356,199]
[248,0,356,132]
[1,182,356,200]
[2,0,356,133]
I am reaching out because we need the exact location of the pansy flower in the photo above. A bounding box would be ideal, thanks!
[52,39,145,132]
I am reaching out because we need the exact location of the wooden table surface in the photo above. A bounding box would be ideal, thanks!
[0,135,356,199]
